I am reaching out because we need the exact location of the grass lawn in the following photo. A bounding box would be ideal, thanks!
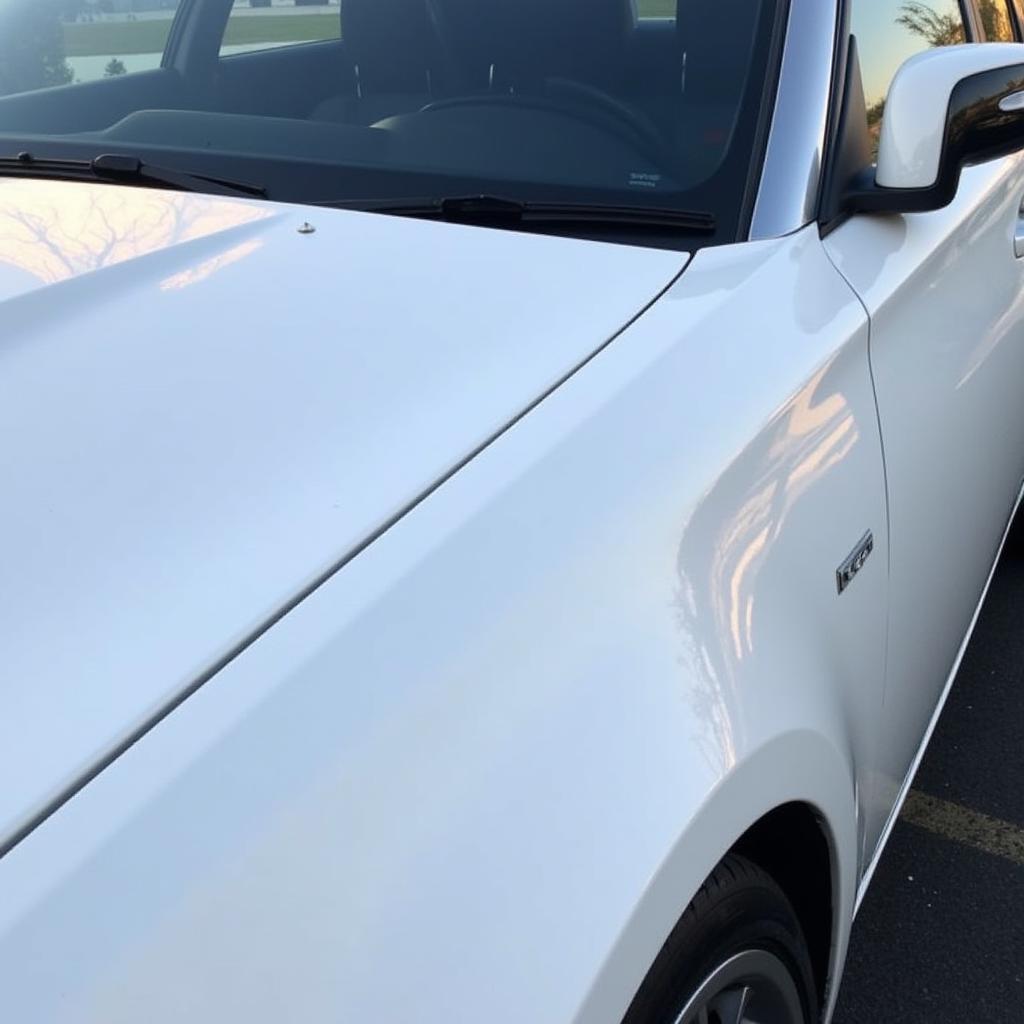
[63,15,338,56]
[638,0,676,16]
[65,3,676,57]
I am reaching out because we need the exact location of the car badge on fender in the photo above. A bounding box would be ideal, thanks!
[837,531,874,594]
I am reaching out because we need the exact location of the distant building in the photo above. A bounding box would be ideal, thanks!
[105,0,178,11]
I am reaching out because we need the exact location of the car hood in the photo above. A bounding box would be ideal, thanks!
[0,179,686,849]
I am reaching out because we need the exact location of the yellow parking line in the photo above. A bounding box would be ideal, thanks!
[901,790,1024,867]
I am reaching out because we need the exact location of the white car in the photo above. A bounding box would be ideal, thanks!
[0,0,1022,1021]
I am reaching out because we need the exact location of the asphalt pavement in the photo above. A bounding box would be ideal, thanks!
[833,512,1024,1021]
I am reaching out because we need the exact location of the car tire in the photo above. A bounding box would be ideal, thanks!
[622,853,818,1024]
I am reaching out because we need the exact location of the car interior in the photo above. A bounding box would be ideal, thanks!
[0,0,760,200]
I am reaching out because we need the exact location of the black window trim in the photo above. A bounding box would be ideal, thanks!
[961,0,983,39]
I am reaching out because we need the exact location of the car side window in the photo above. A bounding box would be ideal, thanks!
[219,0,341,59]
[637,0,674,18]
[8,0,185,89]
[977,0,1018,39]
[851,0,968,151]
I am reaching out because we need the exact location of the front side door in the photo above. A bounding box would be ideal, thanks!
[823,0,1024,864]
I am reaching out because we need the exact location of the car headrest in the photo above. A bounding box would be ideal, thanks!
[341,0,448,94]
[433,0,637,91]
[676,0,757,103]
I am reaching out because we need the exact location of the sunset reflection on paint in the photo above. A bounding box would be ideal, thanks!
[0,179,271,297]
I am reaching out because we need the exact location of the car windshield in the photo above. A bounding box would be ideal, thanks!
[0,0,780,246]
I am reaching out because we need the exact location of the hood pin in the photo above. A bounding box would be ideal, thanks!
[297,222,317,235]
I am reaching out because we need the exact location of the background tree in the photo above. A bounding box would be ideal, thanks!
[0,1,74,97]
[896,1,967,47]
[58,0,87,20]
[104,58,127,77]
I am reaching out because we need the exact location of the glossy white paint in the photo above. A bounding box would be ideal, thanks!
[855,477,1024,913]
[0,222,887,1024]
[0,179,684,851]
[876,43,1024,189]
[3,39,1024,1024]
[824,151,1024,858]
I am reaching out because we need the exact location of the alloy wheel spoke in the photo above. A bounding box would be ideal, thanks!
[675,949,803,1024]
[709,984,754,1024]
[733,985,753,1024]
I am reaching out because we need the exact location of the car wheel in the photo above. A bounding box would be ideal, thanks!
[622,854,817,1024]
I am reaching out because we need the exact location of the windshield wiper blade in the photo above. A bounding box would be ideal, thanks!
[91,154,268,198]
[330,194,716,232]
[0,152,267,199]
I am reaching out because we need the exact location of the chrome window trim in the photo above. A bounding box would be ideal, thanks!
[749,0,841,240]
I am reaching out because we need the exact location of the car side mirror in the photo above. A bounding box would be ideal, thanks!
[845,43,1024,216]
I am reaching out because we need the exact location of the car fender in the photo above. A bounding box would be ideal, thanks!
[0,227,883,1024]
[572,728,857,1024]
